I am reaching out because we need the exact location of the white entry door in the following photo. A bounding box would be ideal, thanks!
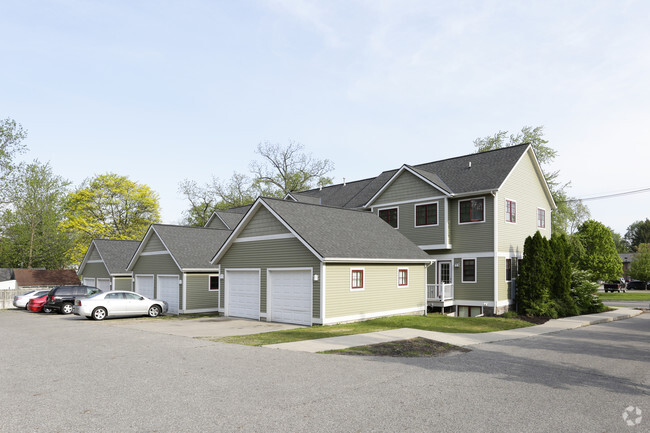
[157,275,180,314]
[226,270,260,320]
[269,269,312,326]
[134,275,154,299]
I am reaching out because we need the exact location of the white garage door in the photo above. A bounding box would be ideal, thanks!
[158,275,180,314]
[269,270,312,326]
[226,270,260,320]
[134,275,154,299]
[96,278,111,291]
[82,277,95,287]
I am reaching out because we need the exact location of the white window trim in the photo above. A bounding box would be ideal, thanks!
[458,197,486,225]
[208,274,220,292]
[397,267,409,288]
[537,207,547,229]
[461,258,477,284]
[350,268,365,291]
[413,201,439,228]
[505,199,517,224]
[377,206,399,229]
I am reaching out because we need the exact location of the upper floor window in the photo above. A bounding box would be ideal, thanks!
[351,269,364,290]
[462,259,477,283]
[505,200,516,223]
[415,203,438,226]
[379,208,398,228]
[397,268,409,287]
[537,208,546,228]
[459,198,484,223]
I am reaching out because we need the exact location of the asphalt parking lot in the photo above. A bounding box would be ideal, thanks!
[2,309,648,433]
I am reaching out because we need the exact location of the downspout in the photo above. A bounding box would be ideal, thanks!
[424,260,436,316]
[492,190,498,315]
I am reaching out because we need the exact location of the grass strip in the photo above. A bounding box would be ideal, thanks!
[215,314,533,346]
[597,292,650,301]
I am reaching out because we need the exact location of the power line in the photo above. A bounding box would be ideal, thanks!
[560,187,650,203]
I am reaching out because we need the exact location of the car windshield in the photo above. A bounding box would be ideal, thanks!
[35,291,49,297]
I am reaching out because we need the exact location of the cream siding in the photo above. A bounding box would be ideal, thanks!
[239,207,290,238]
[497,150,554,253]
[497,256,510,301]
[372,171,442,205]
[324,263,426,319]
[218,237,321,319]
[185,274,220,310]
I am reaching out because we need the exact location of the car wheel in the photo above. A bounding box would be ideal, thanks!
[61,303,74,315]
[42,307,52,314]
[91,307,107,321]
[148,305,161,318]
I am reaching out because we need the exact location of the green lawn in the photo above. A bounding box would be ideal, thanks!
[597,292,650,301]
[214,314,534,346]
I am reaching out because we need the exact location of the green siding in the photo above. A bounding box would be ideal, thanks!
[89,247,101,261]
[452,256,494,302]
[206,217,228,230]
[132,253,182,302]
[497,150,553,253]
[239,207,289,238]
[185,274,220,310]
[114,277,132,291]
[448,195,494,254]
[219,237,321,318]
[143,233,166,252]
[373,171,442,205]
[80,262,110,280]
[324,263,426,320]
[375,199,447,248]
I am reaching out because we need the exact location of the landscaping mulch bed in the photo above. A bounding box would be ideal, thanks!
[516,316,551,325]
[326,337,470,357]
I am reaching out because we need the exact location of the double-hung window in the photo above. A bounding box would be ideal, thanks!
[505,200,516,223]
[459,198,484,223]
[379,208,398,228]
[462,259,477,283]
[537,208,546,228]
[415,203,438,226]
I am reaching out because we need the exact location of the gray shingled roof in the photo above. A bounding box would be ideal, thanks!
[214,211,245,230]
[291,144,531,208]
[93,239,141,274]
[261,198,432,261]
[153,225,232,270]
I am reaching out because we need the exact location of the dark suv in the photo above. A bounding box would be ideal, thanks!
[44,286,103,314]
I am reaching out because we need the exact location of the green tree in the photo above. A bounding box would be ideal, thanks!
[0,118,28,204]
[517,232,554,316]
[549,233,577,316]
[473,125,589,236]
[0,161,72,268]
[250,141,334,197]
[624,219,650,251]
[608,226,629,253]
[62,173,161,263]
[573,220,622,281]
[629,243,650,283]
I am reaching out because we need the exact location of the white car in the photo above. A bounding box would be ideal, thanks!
[73,291,168,320]
[13,290,50,309]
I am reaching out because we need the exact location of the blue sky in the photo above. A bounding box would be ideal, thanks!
[3,0,649,235]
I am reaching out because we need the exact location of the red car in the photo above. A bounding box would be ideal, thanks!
[28,293,53,313]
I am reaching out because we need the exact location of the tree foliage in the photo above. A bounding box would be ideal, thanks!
[549,233,578,316]
[516,232,553,316]
[624,219,650,252]
[573,220,622,281]
[0,118,28,204]
[629,243,650,283]
[608,226,629,253]
[250,141,334,197]
[473,125,590,236]
[0,161,72,268]
[62,173,161,263]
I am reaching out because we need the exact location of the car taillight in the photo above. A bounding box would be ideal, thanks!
[75,300,81,306]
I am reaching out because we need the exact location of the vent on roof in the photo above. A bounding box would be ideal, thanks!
[343,177,346,186]
[468,162,472,169]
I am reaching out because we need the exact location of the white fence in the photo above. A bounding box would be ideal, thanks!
[427,283,454,302]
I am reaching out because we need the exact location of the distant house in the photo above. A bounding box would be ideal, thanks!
[13,269,80,289]
[620,253,636,279]
[77,239,141,291]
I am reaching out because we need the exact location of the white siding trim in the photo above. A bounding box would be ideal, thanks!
[321,262,326,321]
[433,252,494,260]
[234,233,295,243]
[370,195,447,209]
[182,273,187,311]
[493,192,499,311]
[86,259,103,264]
[419,244,452,250]
[454,300,494,307]
[140,251,169,256]
[444,197,449,247]
[322,306,425,325]
[325,258,434,264]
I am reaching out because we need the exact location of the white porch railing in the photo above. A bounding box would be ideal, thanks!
[427,283,454,302]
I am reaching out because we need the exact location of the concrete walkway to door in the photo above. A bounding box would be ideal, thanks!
[104,316,302,338]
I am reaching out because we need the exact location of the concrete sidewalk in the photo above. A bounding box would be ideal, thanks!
[263,307,645,353]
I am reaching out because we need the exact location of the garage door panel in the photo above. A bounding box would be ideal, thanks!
[270,270,312,326]
[227,270,260,320]
[135,275,154,299]
[158,275,180,314]
[96,278,111,291]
